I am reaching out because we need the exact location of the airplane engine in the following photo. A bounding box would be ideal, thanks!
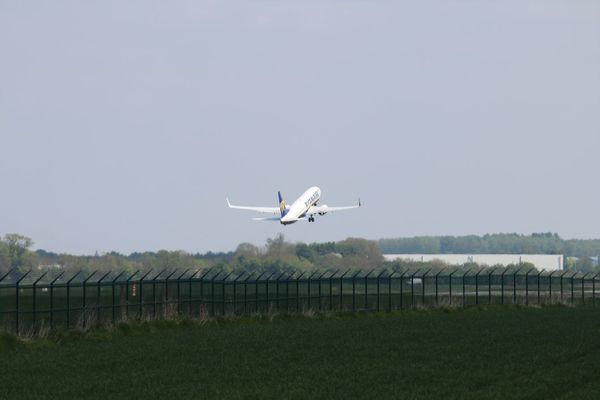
[318,205,328,216]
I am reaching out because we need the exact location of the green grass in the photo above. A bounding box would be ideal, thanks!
[1,306,600,399]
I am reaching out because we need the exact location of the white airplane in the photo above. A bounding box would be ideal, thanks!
[226,186,361,225]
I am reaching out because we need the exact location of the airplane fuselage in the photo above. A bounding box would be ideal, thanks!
[280,186,321,225]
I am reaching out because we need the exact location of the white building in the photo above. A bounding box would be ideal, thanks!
[384,254,563,271]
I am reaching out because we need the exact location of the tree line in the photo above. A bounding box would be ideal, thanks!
[2,232,600,280]
[378,233,600,258]
[0,233,384,279]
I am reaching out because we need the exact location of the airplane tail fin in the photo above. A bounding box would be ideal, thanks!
[278,191,288,217]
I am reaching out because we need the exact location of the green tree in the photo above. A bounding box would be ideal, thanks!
[265,234,296,260]
[234,243,260,260]
[0,240,9,275]
[1,233,37,273]
[295,243,316,262]
[573,257,594,272]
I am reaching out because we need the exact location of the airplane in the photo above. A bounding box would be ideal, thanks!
[226,186,361,225]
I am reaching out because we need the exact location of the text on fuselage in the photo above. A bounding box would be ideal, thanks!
[304,191,319,208]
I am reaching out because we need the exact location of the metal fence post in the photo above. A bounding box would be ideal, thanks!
[262,271,274,312]
[548,270,558,301]
[474,269,484,305]
[448,269,459,306]
[176,269,191,316]
[593,272,600,307]
[111,271,125,324]
[376,270,386,312]
[376,270,385,312]
[82,271,99,329]
[513,267,523,304]
[364,269,375,311]
[317,271,327,312]
[306,272,312,310]
[421,268,432,306]
[32,271,48,329]
[163,270,177,303]
[559,270,569,302]
[66,271,82,329]
[500,268,509,305]
[0,269,14,321]
[582,272,592,305]
[524,268,534,305]
[254,272,267,313]
[49,271,65,329]
[487,268,497,305]
[232,272,244,315]
[570,272,576,304]
[351,270,361,312]
[434,270,442,305]
[578,272,584,303]
[580,272,586,304]
[125,270,140,320]
[286,272,294,312]
[221,272,234,315]
[0,270,14,320]
[329,271,339,311]
[244,273,255,314]
[307,271,318,311]
[188,270,201,316]
[287,273,294,313]
[150,269,166,320]
[96,271,111,326]
[398,270,409,309]
[14,270,32,335]
[410,268,423,309]
[163,270,177,318]
[174,269,189,316]
[295,272,306,313]
[265,272,275,313]
[275,272,285,311]
[388,271,396,311]
[536,269,545,305]
[199,268,213,313]
[462,268,473,308]
[339,270,350,311]
[210,271,223,316]
[137,270,153,320]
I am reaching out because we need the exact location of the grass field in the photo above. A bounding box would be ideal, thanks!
[1,306,600,399]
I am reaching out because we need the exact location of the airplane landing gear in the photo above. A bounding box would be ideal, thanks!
[308,216,315,222]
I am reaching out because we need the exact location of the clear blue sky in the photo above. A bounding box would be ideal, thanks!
[1,1,599,254]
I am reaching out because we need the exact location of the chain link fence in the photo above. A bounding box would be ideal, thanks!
[1,267,598,335]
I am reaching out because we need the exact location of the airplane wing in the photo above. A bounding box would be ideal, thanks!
[251,217,308,222]
[251,217,281,221]
[307,199,361,216]
[284,217,308,222]
[226,198,280,214]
